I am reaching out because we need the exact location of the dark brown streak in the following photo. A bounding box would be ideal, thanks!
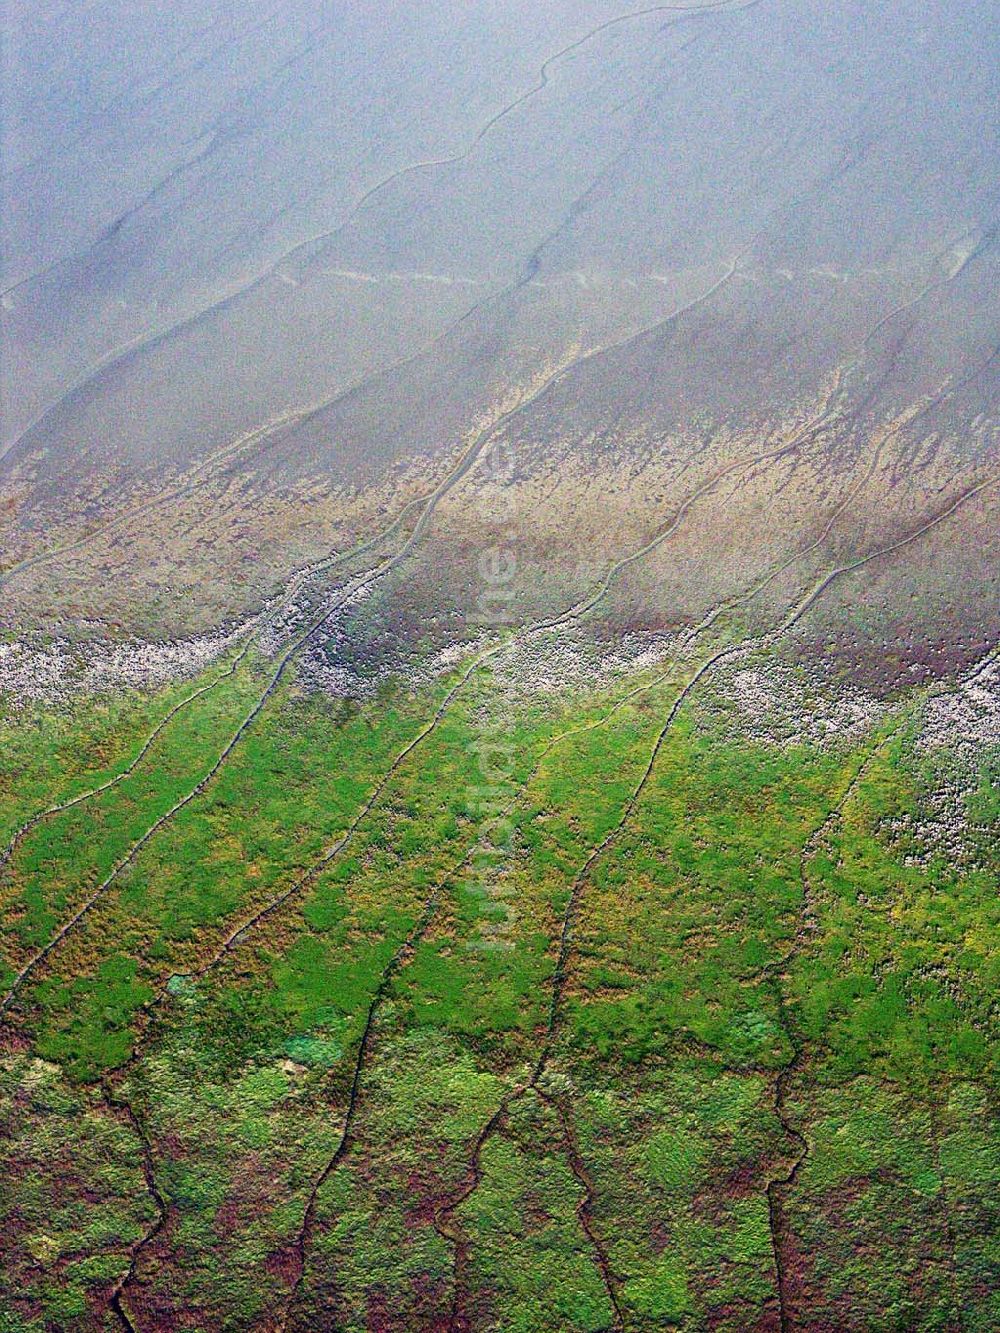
[102,1082,168,1333]
[536,1087,626,1330]
[762,706,937,1331]
[277,870,459,1331]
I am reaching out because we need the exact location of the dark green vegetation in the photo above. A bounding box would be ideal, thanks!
[0,627,996,1330]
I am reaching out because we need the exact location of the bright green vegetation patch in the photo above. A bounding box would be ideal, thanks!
[0,658,248,846]
[0,648,995,1330]
[2,657,479,1080]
